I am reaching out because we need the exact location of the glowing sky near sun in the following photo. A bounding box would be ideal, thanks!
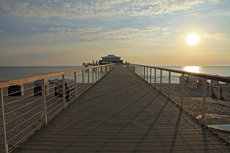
[0,0,230,66]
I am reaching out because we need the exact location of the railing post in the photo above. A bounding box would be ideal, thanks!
[181,73,185,109]
[144,66,145,80]
[168,71,171,98]
[98,67,100,81]
[42,79,47,125]
[154,68,156,86]
[92,68,94,84]
[160,70,162,92]
[138,66,139,76]
[82,70,85,92]
[150,68,152,84]
[0,88,8,153]
[100,66,102,78]
[147,67,148,83]
[201,79,207,125]
[74,72,77,99]
[95,67,98,82]
[62,75,66,109]
[88,69,90,88]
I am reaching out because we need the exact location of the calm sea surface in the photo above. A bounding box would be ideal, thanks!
[161,66,230,76]
[0,66,84,81]
[0,66,229,82]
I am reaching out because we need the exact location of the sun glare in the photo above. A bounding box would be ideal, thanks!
[186,33,200,45]
[184,66,200,73]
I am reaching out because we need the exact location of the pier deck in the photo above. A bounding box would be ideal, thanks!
[13,65,230,153]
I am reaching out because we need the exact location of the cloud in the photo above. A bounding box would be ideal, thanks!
[204,33,229,41]
[162,32,169,35]
[30,26,168,44]
[0,30,4,33]
[208,0,220,4]
[0,0,209,19]
[24,50,72,59]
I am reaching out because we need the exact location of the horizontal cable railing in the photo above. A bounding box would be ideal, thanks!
[0,63,115,153]
[127,63,230,143]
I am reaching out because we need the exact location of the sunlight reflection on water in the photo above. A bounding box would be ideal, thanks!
[184,66,200,73]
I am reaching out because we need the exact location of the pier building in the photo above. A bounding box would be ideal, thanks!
[99,54,123,65]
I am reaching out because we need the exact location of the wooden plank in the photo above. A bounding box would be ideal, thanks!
[12,65,230,153]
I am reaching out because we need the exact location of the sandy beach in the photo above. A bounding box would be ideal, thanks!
[152,83,230,142]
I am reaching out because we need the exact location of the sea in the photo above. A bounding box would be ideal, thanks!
[0,66,84,82]
[0,66,229,82]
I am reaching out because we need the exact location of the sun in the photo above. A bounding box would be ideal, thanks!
[186,33,200,45]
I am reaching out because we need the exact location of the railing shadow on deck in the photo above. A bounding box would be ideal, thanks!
[127,63,230,145]
[0,63,115,153]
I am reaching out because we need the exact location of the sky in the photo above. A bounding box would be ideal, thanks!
[0,0,230,66]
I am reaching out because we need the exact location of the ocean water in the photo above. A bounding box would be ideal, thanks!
[0,66,229,82]
[136,66,230,84]
[0,66,84,81]
[161,66,230,76]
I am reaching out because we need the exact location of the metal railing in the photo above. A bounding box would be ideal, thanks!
[127,63,230,143]
[0,63,115,153]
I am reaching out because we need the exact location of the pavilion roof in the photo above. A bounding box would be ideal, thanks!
[101,54,121,58]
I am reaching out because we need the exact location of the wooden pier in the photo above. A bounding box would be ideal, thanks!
[12,65,230,153]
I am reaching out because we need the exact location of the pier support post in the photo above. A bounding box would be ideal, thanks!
[181,73,185,109]
[62,75,66,109]
[42,79,47,125]
[74,72,77,99]
[201,79,207,125]
[0,88,8,153]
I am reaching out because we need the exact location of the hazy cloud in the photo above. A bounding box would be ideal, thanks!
[30,26,168,44]
[208,0,220,4]
[204,33,229,41]
[0,0,210,19]
[162,32,169,35]
[0,30,4,33]
[30,28,37,31]
[25,50,72,59]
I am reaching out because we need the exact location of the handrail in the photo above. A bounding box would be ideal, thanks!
[130,63,230,83]
[0,63,115,153]
[127,63,230,144]
[0,64,114,88]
